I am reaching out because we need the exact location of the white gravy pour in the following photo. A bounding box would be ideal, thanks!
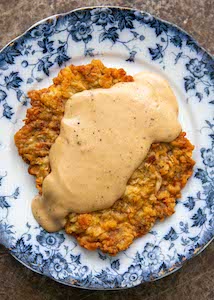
[32,72,181,232]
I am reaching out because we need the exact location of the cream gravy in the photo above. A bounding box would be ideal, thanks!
[32,72,181,232]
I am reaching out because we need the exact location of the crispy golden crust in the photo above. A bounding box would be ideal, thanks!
[14,59,195,255]
[14,60,133,192]
[65,132,195,255]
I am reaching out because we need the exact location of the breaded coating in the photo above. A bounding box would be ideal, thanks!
[65,132,195,255]
[14,60,195,255]
[14,60,133,192]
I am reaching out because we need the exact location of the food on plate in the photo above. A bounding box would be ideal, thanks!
[14,60,195,255]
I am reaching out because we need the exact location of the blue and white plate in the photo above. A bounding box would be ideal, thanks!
[0,6,213,289]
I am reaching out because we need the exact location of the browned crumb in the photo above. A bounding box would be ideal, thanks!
[14,60,195,255]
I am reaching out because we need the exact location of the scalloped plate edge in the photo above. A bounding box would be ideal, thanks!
[1,5,213,289]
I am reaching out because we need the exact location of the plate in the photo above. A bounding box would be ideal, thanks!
[0,6,213,289]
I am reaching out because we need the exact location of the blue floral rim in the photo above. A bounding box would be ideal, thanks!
[0,6,213,290]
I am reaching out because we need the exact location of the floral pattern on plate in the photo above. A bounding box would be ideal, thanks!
[0,7,213,289]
